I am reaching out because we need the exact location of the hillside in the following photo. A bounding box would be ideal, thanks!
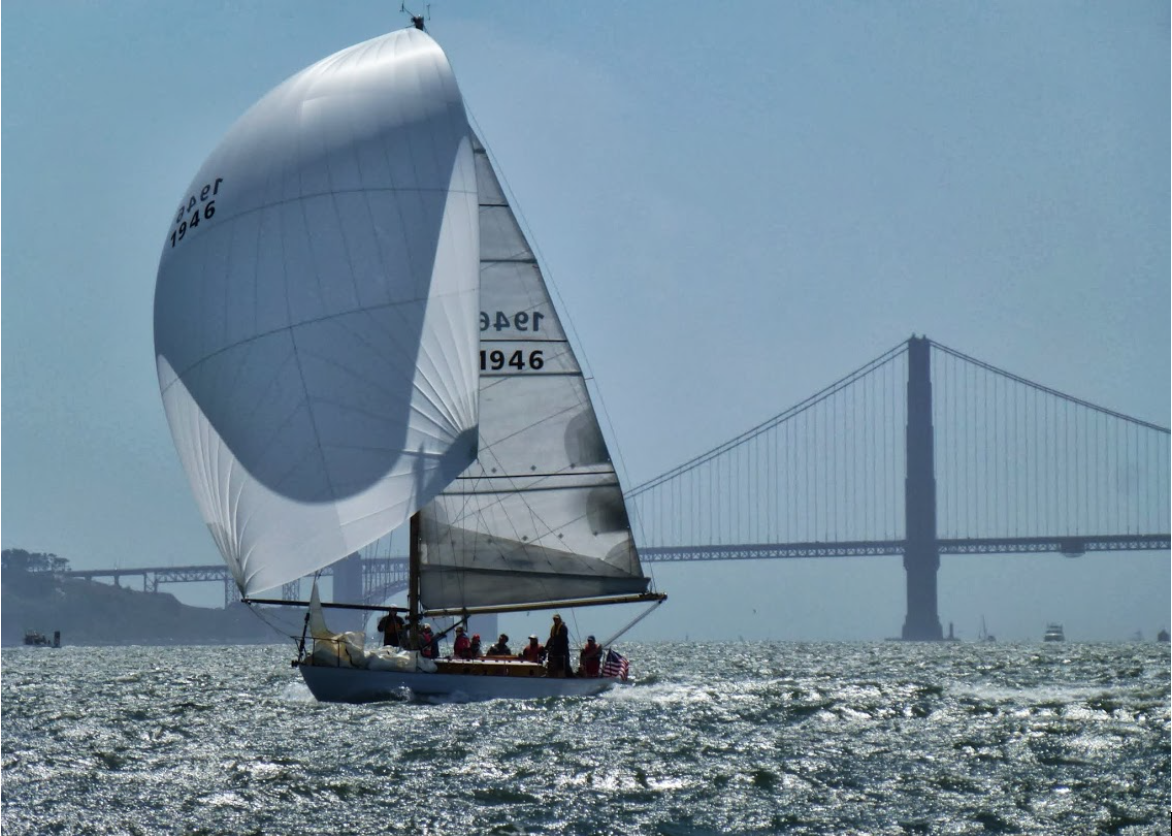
[1,569,303,647]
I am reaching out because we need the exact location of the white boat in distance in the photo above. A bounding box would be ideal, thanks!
[153,20,664,702]
[1043,623,1065,642]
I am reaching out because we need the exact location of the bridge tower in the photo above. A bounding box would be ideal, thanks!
[902,336,943,640]
[333,552,365,633]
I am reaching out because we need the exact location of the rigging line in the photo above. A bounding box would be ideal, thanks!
[932,340,1170,433]
[1010,373,1018,533]
[1032,383,1037,537]
[832,390,838,541]
[628,339,911,495]
[768,424,775,543]
[939,352,946,537]
[597,598,666,649]
[889,357,895,540]
[1133,422,1140,534]
[881,361,887,539]
[996,370,1002,536]
[853,377,862,534]
[866,361,873,538]
[1079,404,1085,533]
[1067,398,1074,533]
[243,600,304,644]
[890,356,896,539]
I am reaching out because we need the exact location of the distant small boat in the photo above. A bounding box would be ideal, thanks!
[978,616,996,642]
[1157,629,1170,643]
[1043,623,1065,642]
[23,630,60,647]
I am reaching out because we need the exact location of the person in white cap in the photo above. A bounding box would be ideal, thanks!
[519,634,546,663]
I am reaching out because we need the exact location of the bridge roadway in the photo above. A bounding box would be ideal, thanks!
[63,533,1169,605]
[640,534,1170,561]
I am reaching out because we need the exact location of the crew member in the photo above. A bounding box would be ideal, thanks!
[547,614,570,677]
[579,635,602,677]
[453,625,472,659]
[377,611,405,647]
[519,634,546,663]
[419,624,439,659]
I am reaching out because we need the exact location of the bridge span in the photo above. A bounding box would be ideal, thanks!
[67,337,1169,637]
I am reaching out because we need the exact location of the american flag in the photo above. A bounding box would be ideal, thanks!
[602,649,629,681]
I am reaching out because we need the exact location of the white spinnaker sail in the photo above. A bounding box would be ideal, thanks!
[154,29,479,596]
[418,135,648,609]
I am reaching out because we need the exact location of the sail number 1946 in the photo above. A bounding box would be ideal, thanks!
[170,177,223,248]
[481,349,544,372]
[480,310,544,332]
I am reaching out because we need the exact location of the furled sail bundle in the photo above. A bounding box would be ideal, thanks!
[154,29,480,596]
[417,135,649,610]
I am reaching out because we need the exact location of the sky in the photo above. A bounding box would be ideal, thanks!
[2,1,1168,643]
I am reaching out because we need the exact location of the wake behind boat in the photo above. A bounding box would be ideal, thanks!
[153,20,664,702]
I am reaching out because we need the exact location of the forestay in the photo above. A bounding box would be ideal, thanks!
[418,135,649,609]
[154,29,480,596]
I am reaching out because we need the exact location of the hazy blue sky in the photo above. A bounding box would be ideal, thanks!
[2,2,1168,642]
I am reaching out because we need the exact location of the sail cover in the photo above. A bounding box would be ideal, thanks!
[418,135,649,609]
[154,29,479,596]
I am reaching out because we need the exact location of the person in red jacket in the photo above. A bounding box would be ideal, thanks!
[578,635,602,677]
[519,635,546,663]
[419,624,439,659]
[452,625,472,659]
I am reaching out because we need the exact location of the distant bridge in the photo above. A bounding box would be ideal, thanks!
[627,336,1168,638]
[63,556,409,611]
[69,336,1169,637]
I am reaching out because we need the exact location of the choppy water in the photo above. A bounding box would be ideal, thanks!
[2,641,1169,835]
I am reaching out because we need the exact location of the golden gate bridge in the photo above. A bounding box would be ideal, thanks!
[67,336,1169,639]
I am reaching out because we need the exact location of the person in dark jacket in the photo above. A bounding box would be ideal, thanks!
[547,614,571,677]
[488,634,512,656]
[377,611,405,647]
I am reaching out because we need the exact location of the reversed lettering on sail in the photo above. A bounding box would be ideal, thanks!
[419,135,648,609]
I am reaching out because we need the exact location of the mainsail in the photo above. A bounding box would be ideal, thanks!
[417,135,649,609]
[154,29,480,596]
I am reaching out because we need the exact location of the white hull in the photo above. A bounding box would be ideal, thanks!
[298,662,618,703]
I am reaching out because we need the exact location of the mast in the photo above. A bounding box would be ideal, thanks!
[408,511,422,650]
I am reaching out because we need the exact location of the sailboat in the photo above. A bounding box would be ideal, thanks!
[978,616,995,643]
[153,21,665,702]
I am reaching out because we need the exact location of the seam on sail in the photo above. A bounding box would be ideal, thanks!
[451,443,579,580]
[293,318,429,424]
[409,182,477,439]
[161,293,466,391]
